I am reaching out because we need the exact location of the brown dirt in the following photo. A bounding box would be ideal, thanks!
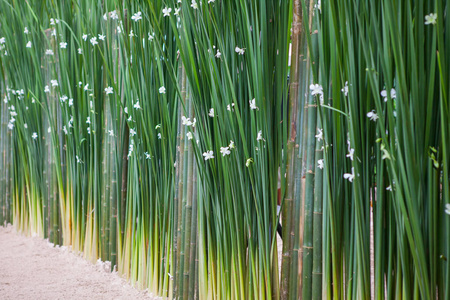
[0,225,161,300]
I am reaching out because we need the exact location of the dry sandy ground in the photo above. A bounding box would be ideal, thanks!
[0,225,158,300]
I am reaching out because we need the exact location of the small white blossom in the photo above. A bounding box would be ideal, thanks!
[45,49,54,55]
[227,103,235,111]
[220,147,231,156]
[215,49,221,58]
[257,130,264,142]
[229,140,235,149]
[124,107,128,114]
[158,133,162,139]
[317,159,324,169]
[60,42,67,49]
[425,13,437,25]
[90,37,98,45]
[82,34,88,41]
[24,27,29,34]
[104,86,114,94]
[144,152,151,160]
[68,98,73,106]
[86,117,91,124]
[191,1,198,9]
[98,34,106,41]
[0,37,5,44]
[245,158,253,167]
[132,11,142,22]
[343,167,354,182]
[249,98,258,110]
[186,132,193,140]
[159,86,166,94]
[203,150,214,161]
[63,126,68,135]
[346,148,355,161]
[130,128,137,136]
[367,110,379,121]
[208,108,215,117]
[76,155,83,164]
[341,81,349,96]
[310,83,323,96]
[51,79,58,87]
[24,123,28,129]
[26,41,32,48]
[110,10,119,20]
[108,130,114,136]
[380,88,396,102]
[78,48,82,54]
[162,7,172,17]
[315,128,323,141]
[60,95,68,103]
[44,85,50,93]
[386,185,392,191]
[133,100,141,110]
[445,203,450,215]
[174,8,181,16]
[235,46,245,55]
[32,132,38,140]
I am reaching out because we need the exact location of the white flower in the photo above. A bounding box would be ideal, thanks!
[98,34,106,41]
[208,108,215,117]
[86,117,91,124]
[220,146,231,156]
[108,130,114,136]
[144,152,151,160]
[76,155,83,164]
[227,103,235,111]
[343,167,354,182]
[24,27,29,34]
[0,37,5,44]
[425,13,437,25]
[380,88,396,102]
[346,148,355,161]
[235,46,245,55]
[45,49,54,55]
[191,1,198,9]
[245,158,253,167]
[315,128,323,141]
[129,30,135,38]
[215,49,221,58]
[148,32,155,41]
[131,11,142,22]
[50,18,57,25]
[386,185,392,191]
[158,133,162,139]
[51,80,58,87]
[8,123,14,130]
[60,42,67,49]
[130,128,136,136]
[104,86,114,94]
[63,126,68,135]
[26,41,32,48]
[133,100,141,110]
[110,10,119,20]
[203,150,214,161]
[208,0,215,2]
[78,48,82,54]
[341,81,348,96]
[60,95,68,103]
[249,98,258,110]
[367,110,379,121]
[159,86,166,94]
[44,85,50,93]
[47,127,51,133]
[186,132,193,140]
[68,98,73,106]
[82,34,88,41]
[257,130,264,141]
[124,107,128,114]
[32,132,38,140]
[182,116,191,126]
[317,159,324,169]
[162,7,172,17]
[174,8,181,15]
[103,13,108,21]
[90,37,98,45]
[445,203,450,215]
[314,0,321,13]
[310,83,323,96]
[229,140,235,149]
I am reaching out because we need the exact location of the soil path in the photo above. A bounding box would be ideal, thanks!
[0,225,159,300]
